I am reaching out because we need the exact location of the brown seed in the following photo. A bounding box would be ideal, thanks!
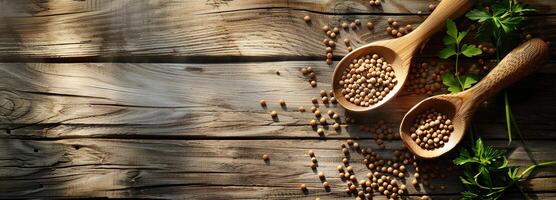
[326,59,333,65]
[342,158,349,164]
[308,150,315,157]
[317,128,325,135]
[262,154,269,160]
[311,157,318,163]
[344,38,350,46]
[347,47,352,52]
[328,40,335,47]
[311,97,318,104]
[311,162,318,169]
[337,165,344,171]
[387,18,394,24]
[333,27,340,34]
[346,166,353,172]
[300,184,307,191]
[347,139,354,145]
[323,181,330,188]
[322,96,329,103]
[350,22,357,29]
[270,111,278,117]
[411,179,418,185]
[299,106,306,112]
[279,99,286,106]
[319,117,327,125]
[315,110,321,117]
[333,123,340,130]
[367,21,374,30]
[322,25,330,32]
[310,80,317,87]
[260,100,267,107]
[310,119,317,126]
[303,15,311,22]
[320,90,327,97]
[342,148,349,155]
[318,171,325,178]
[355,19,361,25]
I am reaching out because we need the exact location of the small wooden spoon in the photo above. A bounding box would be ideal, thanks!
[332,0,475,112]
[400,38,550,159]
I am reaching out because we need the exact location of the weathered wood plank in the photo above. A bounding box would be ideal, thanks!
[0,0,554,60]
[0,62,554,139]
[0,138,553,198]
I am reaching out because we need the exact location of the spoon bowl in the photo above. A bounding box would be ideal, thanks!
[400,38,550,159]
[400,95,463,158]
[332,0,475,112]
[332,45,403,112]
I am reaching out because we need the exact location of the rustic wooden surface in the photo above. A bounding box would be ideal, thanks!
[0,0,554,199]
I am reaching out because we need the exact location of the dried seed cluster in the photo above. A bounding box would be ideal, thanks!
[338,54,397,107]
[338,140,417,199]
[386,18,413,38]
[410,109,453,150]
[309,90,340,136]
[407,61,446,95]
[301,66,318,87]
[322,25,341,65]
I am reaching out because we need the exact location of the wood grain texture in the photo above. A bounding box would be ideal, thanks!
[0,62,554,140]
[0,138,553,199]
[0,0,554,60]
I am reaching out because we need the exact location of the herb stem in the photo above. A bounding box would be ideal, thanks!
[504,92,512,145]
[519,161,556,179]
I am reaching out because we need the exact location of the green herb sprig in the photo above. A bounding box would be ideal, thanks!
[438,19,482,93]
[454,138,556,200]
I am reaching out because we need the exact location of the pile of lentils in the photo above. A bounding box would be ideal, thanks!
[409,109,453,150]
[339,54,397,107]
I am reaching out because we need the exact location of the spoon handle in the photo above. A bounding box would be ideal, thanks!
[460,39,549,110]
[406,0,474,45]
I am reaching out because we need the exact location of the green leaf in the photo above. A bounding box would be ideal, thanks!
[443,35,456,45]
[466,9,491,22]
[445,19,458,39]
[438,46,457,59]
[442,73,462,93]
[457,30,469,44]
[461,44,482,57]
[474,138,484,156]
[460,176,475,185]
[461,75,478,90]
[461,191,479,200]
[492,3,508,16]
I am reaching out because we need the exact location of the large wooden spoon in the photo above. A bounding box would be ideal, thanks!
[400,38,550,159]
[332,0,475,112]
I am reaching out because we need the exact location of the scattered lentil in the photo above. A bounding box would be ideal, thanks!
[304,15,311,22]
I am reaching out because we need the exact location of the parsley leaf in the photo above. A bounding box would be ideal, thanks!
[462,44,482,57]
[442,73,462,93]
[438,46,457,59]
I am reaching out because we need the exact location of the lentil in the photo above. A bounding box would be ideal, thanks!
[303,15,311,22]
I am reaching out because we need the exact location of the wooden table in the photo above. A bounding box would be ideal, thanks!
[0,0,554,199]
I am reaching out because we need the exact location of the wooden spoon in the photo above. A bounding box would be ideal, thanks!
[332,0,475,112]
[400,38,550,159]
